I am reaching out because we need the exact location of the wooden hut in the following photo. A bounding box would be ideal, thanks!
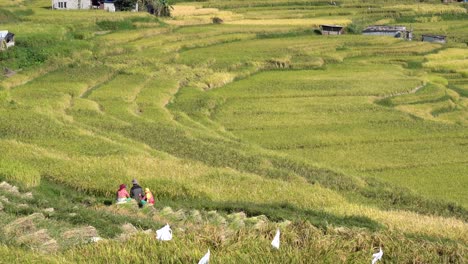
[320,25,344,35]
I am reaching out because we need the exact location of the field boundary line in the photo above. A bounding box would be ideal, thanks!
[3,63,62,90]
[80,72,118,99]
[359,160,468,173]
[378,83,426,100]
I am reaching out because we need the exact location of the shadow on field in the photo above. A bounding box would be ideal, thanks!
[163,199,383,231]
[116,121,467,222]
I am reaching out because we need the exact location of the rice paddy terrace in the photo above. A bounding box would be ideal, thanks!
[0,0,467,262]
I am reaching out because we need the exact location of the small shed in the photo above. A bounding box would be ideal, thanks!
[0,30,15,50]
[422,34,447,44]
[320,25,344,35]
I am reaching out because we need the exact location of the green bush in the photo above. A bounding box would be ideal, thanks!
[12,9,34,17]
[96,19,136,30]
[114,0,137,12]
[0,8,19,23]
[346,21,365,34]
[0,46,48,68]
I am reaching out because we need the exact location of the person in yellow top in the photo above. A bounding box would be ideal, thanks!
[141,188,155,206]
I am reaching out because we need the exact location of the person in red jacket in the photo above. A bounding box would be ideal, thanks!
[116,184,130,204]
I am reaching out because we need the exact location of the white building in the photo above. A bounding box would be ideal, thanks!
[52,0,92,9]
[362,25,412,40]
[52,0,138,12]
[102,1,116,12]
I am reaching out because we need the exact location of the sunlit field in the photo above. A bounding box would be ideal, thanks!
[0,0,467,262]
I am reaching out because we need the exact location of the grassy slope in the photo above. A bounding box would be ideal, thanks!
[0,0,467,262]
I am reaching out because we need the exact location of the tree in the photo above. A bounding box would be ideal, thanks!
[114,0,137,11]
[154,0,173,17]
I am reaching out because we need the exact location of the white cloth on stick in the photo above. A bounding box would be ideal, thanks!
[371,247,383,264]
[271,229,280,249]
[156,224,173,241]
[90,237,102,243]
[198,249,210,264]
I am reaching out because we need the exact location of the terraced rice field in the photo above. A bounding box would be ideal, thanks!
[175,39,468,207]
[0,0,467,262]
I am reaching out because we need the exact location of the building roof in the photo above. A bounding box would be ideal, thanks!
[422,34,446,39]
[363,25,407,33]
[320,24,344,28]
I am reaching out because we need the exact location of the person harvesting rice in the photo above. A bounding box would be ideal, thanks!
[116,184,131,204]
[130,179,143,203]
[141,188,155,206]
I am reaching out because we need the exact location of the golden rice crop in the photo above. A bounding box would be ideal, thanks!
[424,48,468,74]
[1,1,467,263]
[96,28,168,45]
[28,8,151,24]
[226,18,351,26]
[386,4,467,14]
[329,204,468,243]
[395,100,456,123]
[165,11,243,26]
[171,5,220,17]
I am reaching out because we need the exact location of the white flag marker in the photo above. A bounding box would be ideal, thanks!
[271,229,280,249]
[371,247,383,264]
[198,249,210,264]
[156,224,173,241]
[90,237,102,243]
